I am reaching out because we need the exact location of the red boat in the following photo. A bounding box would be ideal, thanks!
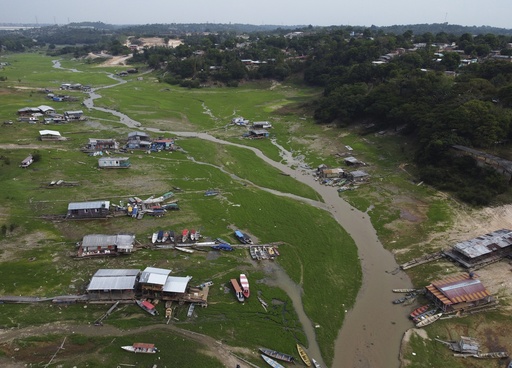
[410,305,429,319]
[240,273,250,298]
[181,229,189,243]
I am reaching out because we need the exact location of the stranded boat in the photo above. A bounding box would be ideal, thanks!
[175,246,194,254]
[230,278,245,302]
[261,354,285,368]
[410,305,430,319]
[416,313,442,328]
[234,230,253,244]
[259,347,295,363]
[240,273,250,298]
[297,344,312,367]
[121,343,158,353]
[312,358,322,368]
[181,229,189,243]
[136,300,158,316]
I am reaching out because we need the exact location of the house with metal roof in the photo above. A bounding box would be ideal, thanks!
[78,233,135,257]
[39,130,65,141]
[66,200,110,219]
[127,131,152,150]
[443,229,512,269]
[139,267,172,293]
[424,273,493,313]
[64,110,84,120]
[83,138,119,152]
[37,105,55,115]
[87,268,140,300]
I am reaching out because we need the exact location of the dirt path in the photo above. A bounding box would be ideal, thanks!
[0,321,250,367]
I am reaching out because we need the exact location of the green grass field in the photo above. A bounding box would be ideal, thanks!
[0,53,359,366]
[2,51,511,368]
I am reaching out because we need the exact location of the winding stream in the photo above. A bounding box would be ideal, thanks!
[77,69,413,367]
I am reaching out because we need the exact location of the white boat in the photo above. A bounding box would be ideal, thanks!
[416,313,442,328]
[175,246,194,253]
[240,273,250,298]
[151,232,158,244]
[261,354,285,368]
[312,358,322,368]
[121,343,158,353]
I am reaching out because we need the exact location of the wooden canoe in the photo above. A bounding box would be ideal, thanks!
[259,347,294,362]
[416,313,442,328]
[261,354,285,368]
[297,344,312,367]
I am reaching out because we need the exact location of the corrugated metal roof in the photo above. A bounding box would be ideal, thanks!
[93,269,140,277]
[68,201,110,210]
[428,274,490,305]
[39,130,61,136]
[82,234,135,248]
[87,275,137,291]
[139,267,171,285]
[143,267,171,275]
[163,276,192,293]
[452,229,512,258]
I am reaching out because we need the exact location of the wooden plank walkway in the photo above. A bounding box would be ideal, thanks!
[400,251,444,270]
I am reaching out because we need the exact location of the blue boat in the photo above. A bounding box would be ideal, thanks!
[234,230,252,244]
[204,189,219,197]
[211,243,233,251]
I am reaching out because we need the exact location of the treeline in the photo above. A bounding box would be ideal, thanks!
[4,23,512,204]
[304,31,512,205]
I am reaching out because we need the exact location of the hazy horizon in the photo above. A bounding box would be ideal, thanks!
[1,0,510,29]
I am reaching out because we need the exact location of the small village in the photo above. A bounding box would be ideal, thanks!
[4,78,512,367]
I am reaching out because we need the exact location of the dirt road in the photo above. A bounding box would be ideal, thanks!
[0,321,250,367]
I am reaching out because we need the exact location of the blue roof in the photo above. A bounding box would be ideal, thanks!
[235,230,243,237]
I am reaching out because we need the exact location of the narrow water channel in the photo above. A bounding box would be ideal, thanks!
[78,70,413,367]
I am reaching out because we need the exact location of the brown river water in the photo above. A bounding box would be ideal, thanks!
[81,74,414,368]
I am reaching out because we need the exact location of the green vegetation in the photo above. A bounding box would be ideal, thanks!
[0,53,359,366]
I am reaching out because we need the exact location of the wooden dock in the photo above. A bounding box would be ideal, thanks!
[400,251,444,270]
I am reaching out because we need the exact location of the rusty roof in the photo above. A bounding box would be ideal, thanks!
[426,273,490,306]
[452,228,512,258]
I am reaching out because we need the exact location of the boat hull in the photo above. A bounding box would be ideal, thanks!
[297,344,312,367]
[261,354,285,368]
[240,273,250,298]
[259,347,294,363]
[416,313,442,328]
[121,343,158,353]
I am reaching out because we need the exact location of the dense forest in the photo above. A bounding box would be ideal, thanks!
[2,22,512,205]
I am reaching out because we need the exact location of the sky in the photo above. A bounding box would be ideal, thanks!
[0,0,510,29]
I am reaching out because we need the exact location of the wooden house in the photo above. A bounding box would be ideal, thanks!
[78,233,135,257]
[86,268,140,301]
[37,105,55,115]
[150,138,174,151]
[127,131,151,149]
[424,273,493,313]
[139,267,171,296]
[39,129,64,141]
[346,170,369,182]
[248,129,270,138]
[443,228,512,269]
[64,110,84,120]
[98,157,131,169]
[66,200,110,219]
[319,167,344,178]
[84,138,119,152]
